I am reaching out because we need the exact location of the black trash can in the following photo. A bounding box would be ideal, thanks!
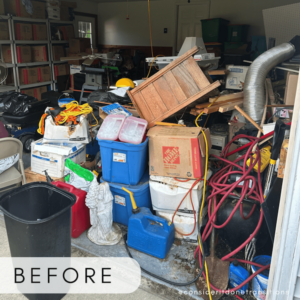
[0,182,76,300]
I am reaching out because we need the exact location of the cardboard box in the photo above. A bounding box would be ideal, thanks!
[5,0,32,18]
[278,139,289,179]
[16,46,32,63]
[0,0,5,15]
[284,72,298,105]
[52,46,65,61]
[54,64,68,79]
[69,38,90,54]
[21,88,36,98]
[86,48,98,54]
[15,23,33,40]
[32,24,47,40]
[2,45,12,63]
[38,66,51,82]
[35,86,48,100]
[32,46,47,62]
[60,1,77,21]
[31,139,86,178]
[31,1,46,19]
[25,167,65,184]
[147,127,211,179]
[19,67,39,85]
[226,65,249,90]
[5,69,14,85]
[59,25,75,40]
[0,22,9,40]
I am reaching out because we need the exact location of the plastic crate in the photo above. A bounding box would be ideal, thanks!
[227,25,249,42]
[97,137,148,185]
[100,171,151,226]
[201,18,230,42]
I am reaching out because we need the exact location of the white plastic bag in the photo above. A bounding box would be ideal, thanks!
[0,154,19,175]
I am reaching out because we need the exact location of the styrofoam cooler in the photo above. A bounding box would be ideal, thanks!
[119,116,148,144]
[97,114,126,141]
[149,170,212,217]
[100,171,151,226]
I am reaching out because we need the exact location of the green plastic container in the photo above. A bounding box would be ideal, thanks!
[201,18,229,42]
[224,42,246,52]
[227,25,249,42]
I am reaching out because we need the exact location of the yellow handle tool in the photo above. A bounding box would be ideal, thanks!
[122,187,140,212]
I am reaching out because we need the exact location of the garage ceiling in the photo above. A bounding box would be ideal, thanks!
[88,0,160,2]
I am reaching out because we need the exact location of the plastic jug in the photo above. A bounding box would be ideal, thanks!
[119,116,148,144]
[97,114,126,141]
[51,181,90,238]
[229,260,249,294]
[123,187,175,259]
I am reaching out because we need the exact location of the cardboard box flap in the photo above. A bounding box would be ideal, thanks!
[34,141,84,155]
[147,126,202,138]
[199,128,212,157]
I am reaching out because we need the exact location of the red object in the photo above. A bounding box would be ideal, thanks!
[51,181,90,238]
[16,46,22,63]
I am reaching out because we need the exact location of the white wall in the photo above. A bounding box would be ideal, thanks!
[97,0,300,49]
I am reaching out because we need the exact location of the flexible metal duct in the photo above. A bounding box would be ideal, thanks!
[243,43,295,127]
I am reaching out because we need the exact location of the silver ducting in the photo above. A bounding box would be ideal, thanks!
[243,43,295,127]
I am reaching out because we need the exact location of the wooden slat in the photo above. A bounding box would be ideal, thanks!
[130,46,199,94]
[148,80,220,128]
[182,57,210,89]
[172,64,200,98]
[203,105,222,114]
[219,100,243,113]
[208,69,229,76]
[128,91,155,122]
[209,92,244,103]
[195,98,242,109]
[163,72,187,103]
[153,77,179,109]
[140,84,168,118]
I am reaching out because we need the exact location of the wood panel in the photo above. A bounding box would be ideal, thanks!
[182,57,210,89]
[153,77,179,109]
[172,64,199,98]
[218,100,243,113]
[209,92,244,103]
[163,72,187,103]
[140,84,168,118]
[130,92,155,122]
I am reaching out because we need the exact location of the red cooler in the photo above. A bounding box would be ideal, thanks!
[52,181,90,238]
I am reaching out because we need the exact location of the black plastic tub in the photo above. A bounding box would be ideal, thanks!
[0,182,76,300]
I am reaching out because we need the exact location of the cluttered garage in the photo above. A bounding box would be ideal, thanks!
[0,0,300,299]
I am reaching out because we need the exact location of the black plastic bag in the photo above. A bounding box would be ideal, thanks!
[0,91,38,116]
[87,89,132,106]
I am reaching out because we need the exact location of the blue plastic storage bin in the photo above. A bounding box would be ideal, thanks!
[97,137,148,185]
[229,261,249,294]
[86,140,100,156]
[100,170,151,226]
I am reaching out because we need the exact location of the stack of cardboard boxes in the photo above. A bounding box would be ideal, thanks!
[21,86,48,101]
[4,0,46,19]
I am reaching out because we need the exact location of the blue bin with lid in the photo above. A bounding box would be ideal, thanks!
[100,170,151,226]
[97,137,148,185]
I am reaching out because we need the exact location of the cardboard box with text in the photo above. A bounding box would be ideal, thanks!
[0,0,4,15]
[16,46,32,63]
[0,22,9,40]
[38,66,51,82]
[19,67,39,85]
[54,64,68,79]
[35,86,48,100]
[5,0,32,18]
[147,127,211,179]
[33,24,47,40]
[32,46,47,62]
[52,46,65,61]
[2,45,12,63]
[69,38,90,54]
[59,25,75,40]
[32,1,46,19]
[21,88,36,98]
[15,23,33,40]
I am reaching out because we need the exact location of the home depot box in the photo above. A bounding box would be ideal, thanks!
[278,139,289,179]
[52,46,65,61]
[32,46,47,62]
[32,1,46,19]
[19,67,39,85]
[147,127,211,179]
[16,46,32,63]
[284,72,298,105]
[69,38,90,54]
[54,64,68,79]
[5,0,32,18]
[32,24,47,40]
[0,22,9,40]
[38,66,51,82]
[2,45,12,63]
[21,88,36,98]
[60,25,75,40]
[31,139,86,178]
[0,0,4,14]
[35,86,48,100]
[15,23,33,40]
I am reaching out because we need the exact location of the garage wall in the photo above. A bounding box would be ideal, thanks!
[74,0,99,14]
[97,0,300,50]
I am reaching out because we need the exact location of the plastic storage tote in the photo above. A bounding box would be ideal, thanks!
[0,182,76,300]
[52,181,90,238]
[227,24,249,42]
[101,170,151,226]
[97,114,126,141]
[229,260,249,294]
[201,18,230,42]
[97,137,148,185]
[119,116,148,144]
[127,207,175,259]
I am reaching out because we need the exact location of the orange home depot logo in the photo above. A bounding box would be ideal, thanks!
[163,146,180,164]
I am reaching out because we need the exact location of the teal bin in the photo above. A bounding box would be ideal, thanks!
[100,171,151,226]
[97,137,148,185]
[227,25,249,42]
[201,18,230,42]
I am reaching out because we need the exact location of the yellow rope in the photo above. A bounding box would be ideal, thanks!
[195,96,220,127]
[198,130,212,300]
[146,54,165,78]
